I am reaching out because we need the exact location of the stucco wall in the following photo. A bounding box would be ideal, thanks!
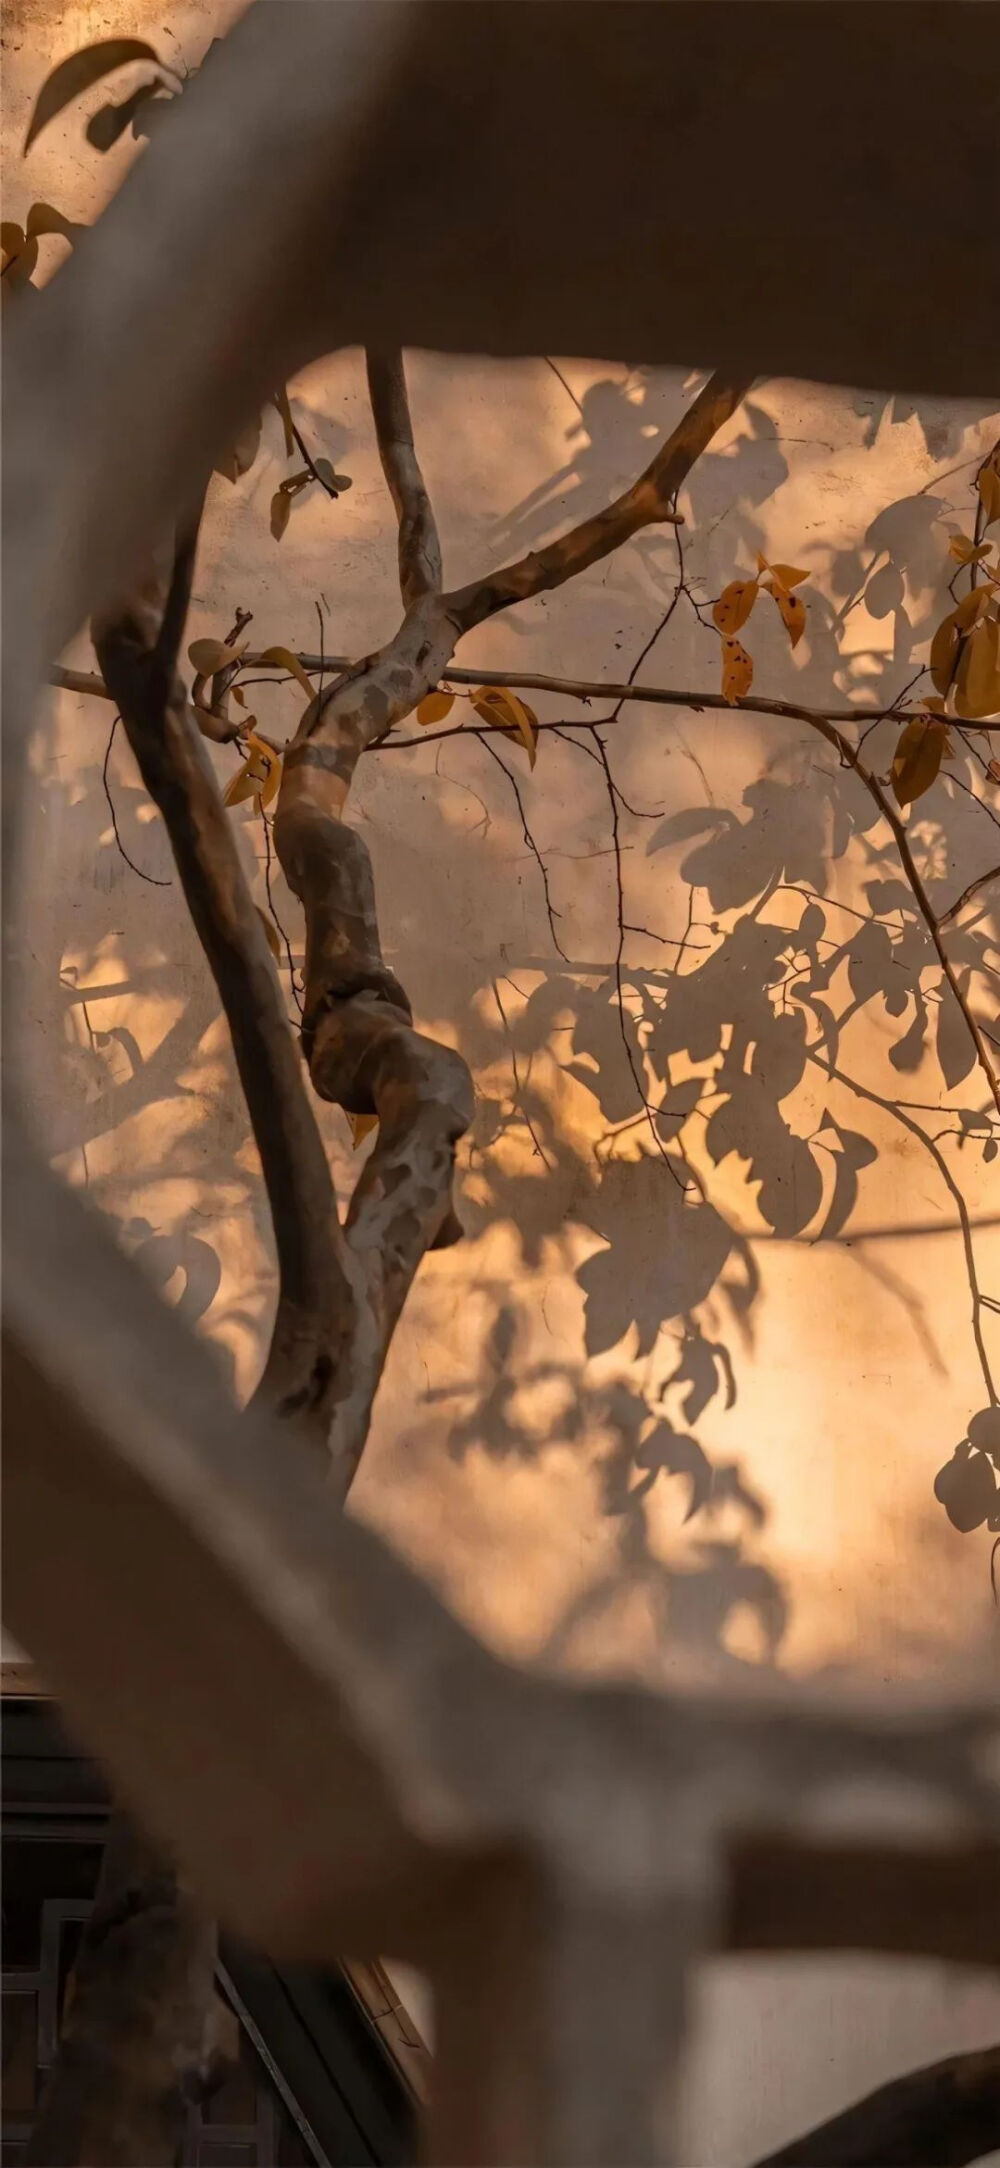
[5,5,1000,2160]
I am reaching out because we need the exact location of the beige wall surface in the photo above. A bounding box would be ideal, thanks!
[5,4,1000,2160]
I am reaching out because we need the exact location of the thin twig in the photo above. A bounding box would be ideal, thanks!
[478,734,568,961]
[940,863,1000,928]
[491,978,553,1167]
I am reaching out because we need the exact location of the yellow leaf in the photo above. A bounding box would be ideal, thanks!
[471,685,539,766]
[346,1111,378,1151]
[270,489,292,542]
[954,614,1000,721]
[929,607,961,694]
[948,533,991,565]
[272,387,296,459]
[223,727,280,807]
[890,716,949,807]
[978,457,1000,531]
[255,906,281,960]
[712,578,758,634]
[954,585,993,629]
[25,38,161,151]
[765,581,806,648]
[416,689,456,725]
[768,563,809,590]
[224,761,259,807]
[258,644,314,703]
[188,637,245,678]
[720,638,753,703]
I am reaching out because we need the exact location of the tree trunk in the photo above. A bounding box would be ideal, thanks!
[24,1813,218,2168]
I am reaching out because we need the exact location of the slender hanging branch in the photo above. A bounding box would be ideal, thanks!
[93,526,357,1437]
[366,349,442,605]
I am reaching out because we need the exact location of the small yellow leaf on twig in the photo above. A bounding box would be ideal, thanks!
[769,563,809,590]
[416,690,456,726]
[471,686,539,766]
[948,533,992,565]
[188,637,246,677]
[765,580,806,648]
[346,1112,378,1150]
[255,906,281,960]
[954,614,1000,721]
[720,638,753,703]
[712,579,758,635]
[929,607,961,694]
[890,716,949,807]
[258,644,315,703]
[224,729,281,808]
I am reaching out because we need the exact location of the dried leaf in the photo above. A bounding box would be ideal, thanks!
[258,645,315,703]
[188,637,245,678]
[471,685,539,765]
[954,613,1000,721]
[270,489,292,542]
[720,638,753,704]
[948,532,992,565]
[977,457,1000,530]
[272,387,296,459]
[890,716,949,807]
[988,758,1000,783]
[223,730,279,809]
[712,579,758,635]
[929,607,961,694]
[416,690,456,725]
[224,761,260,807]
[26,39,161,151]
[768,563,809,589]
[954,585,993,629]
[765,581,806,648]
[346,1111,378,1150]
[255,906,281,960]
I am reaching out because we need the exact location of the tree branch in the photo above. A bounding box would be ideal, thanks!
[752,2042,1000,2168]
[366,348,442,605]
[444,370,754,634]
[940,861,1000,927]
[23,1815,220,2168]
[93,530,358,1437]
[55,659,1000,739]
[802,711,1000,1117]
